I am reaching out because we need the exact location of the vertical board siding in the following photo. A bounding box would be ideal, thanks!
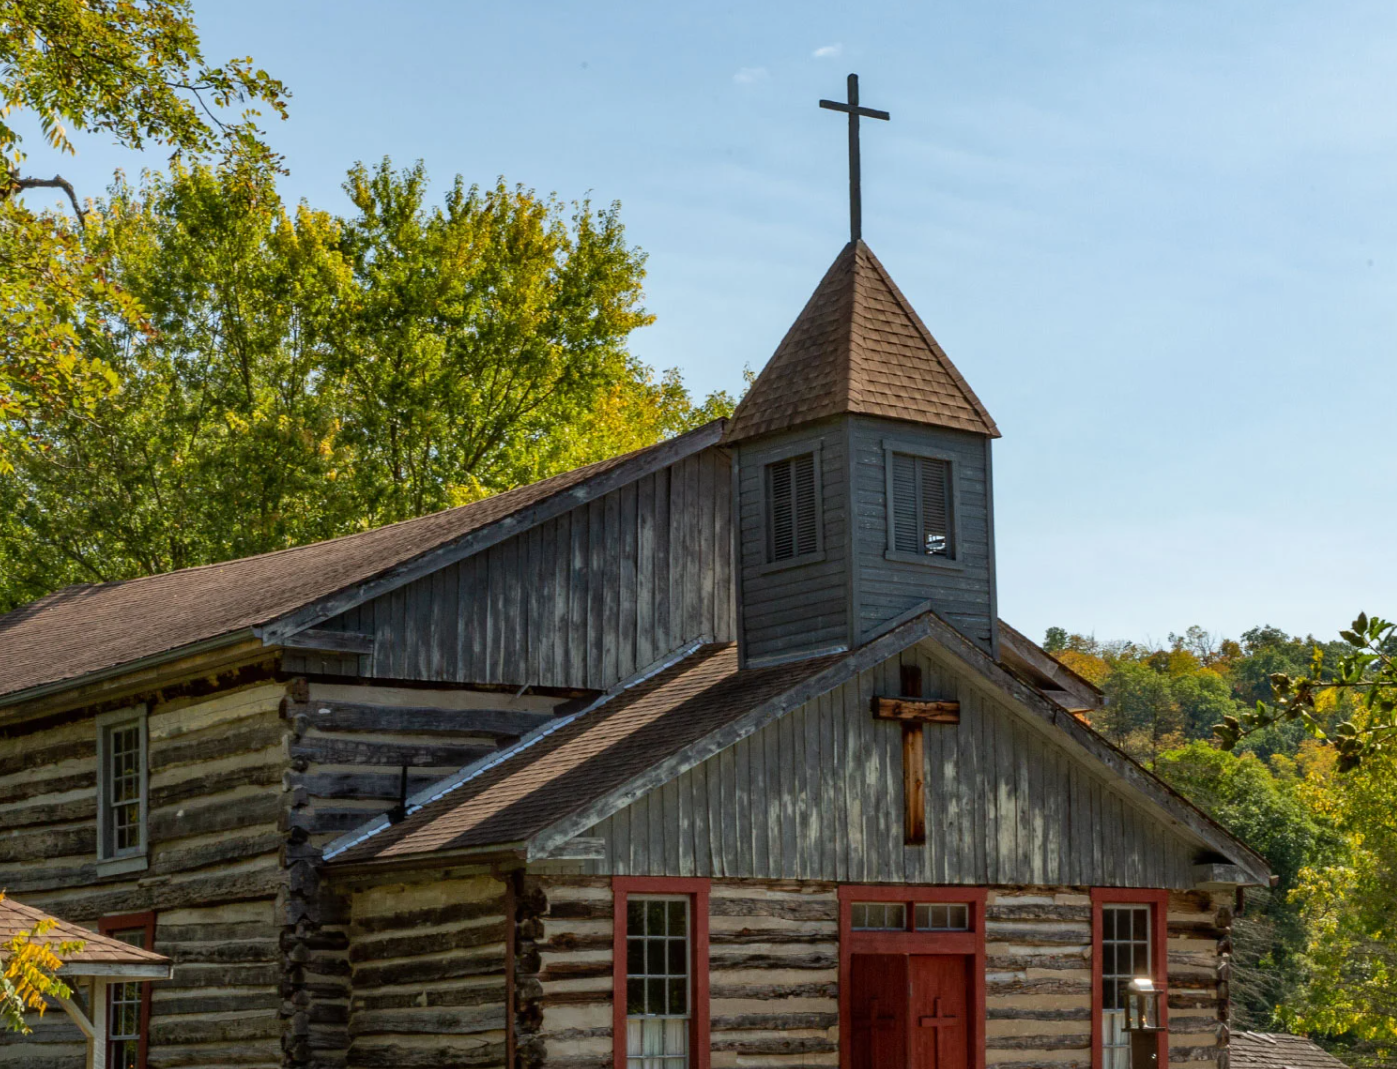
[587,643,1199,888]
[848,416,996,651]
[312,447,734,691]
[0,683,292,1069]
[737,422,850,662]
[346,874,509,1069]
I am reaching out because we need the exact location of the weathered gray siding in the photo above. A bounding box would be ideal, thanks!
[293,448,735,690]
[585,641,1200,887]
[849,417,996,651]
[737,420,850,663]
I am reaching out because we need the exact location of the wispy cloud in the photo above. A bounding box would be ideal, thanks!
[733,66,769,84]
[812,44,842,59]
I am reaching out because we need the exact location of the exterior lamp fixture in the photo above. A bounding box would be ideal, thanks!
[1124,977,1165,1069]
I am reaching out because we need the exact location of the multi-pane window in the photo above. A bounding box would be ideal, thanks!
[107,927,146,1069]
[890,452,954,558]
[626,897,689,1069]
[850,902,907,930]
[1101,904,1152,1069]
[915,902,970,931]
[98,712,146,860]
[765,452,819,563]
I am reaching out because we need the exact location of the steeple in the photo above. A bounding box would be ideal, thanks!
[726,240,999,444]
[729,242,1002,665]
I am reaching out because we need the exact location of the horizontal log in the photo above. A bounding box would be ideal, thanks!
[711,1013,839,1031]
[150,760,284,809]
[351,948,506,990]
[348,1005,507,1037]
[354,895,507,935]
[538,961,612,983]
[0,824,95,863]
[872,696,960,723]
[707,949,837,970]
[986,954,1089,972]
[710,930,839,946]
[149,716,286,773]
[710,1036,838,1055]
[150,792,283,841]
[987,1008,1090,1022]
[0,796,94,828]
[151,831,283,877]
[0,736,94,778]
[709,897,838,922]
[343,1040,508,1069]
[149,1010,281,1045]
[289,700,552,739]
[296,770,447,802]
[709,982,838,1000]
[34,866,280,921]
[349,920,507,965]
[292,737,494,769]
[150,990,280,1017]
[987,978,1091,997]
[0,767,93,805]
[351,982,508,1014]
[986,925,1090,947]
[987,905,1091,923]
[986,1034,1091,1051]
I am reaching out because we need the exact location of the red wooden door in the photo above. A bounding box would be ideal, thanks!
[850,954,908,1069]
[909,955,971,1069]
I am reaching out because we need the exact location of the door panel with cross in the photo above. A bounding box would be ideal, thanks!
[849,953,971,1069]
[910,955,970,1069]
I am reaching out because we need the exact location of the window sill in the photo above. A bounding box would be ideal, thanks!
[754,551,826,576]
[96,852,149,877]
[883,549,965,571]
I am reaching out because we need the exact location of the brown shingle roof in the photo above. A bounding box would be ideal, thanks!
[0,897,169,972]
[0,423,722,705]
[329,642,842,864]
[1230,1033,1349,1069]
[725,240,999,442]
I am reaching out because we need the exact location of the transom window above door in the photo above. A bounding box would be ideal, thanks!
[850,900,973,932]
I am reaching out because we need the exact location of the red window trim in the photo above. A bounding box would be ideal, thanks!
[612,877,710,1069]
[99,911,156,1069]
[1090,889,1170,1069]
[837,885,988,1069]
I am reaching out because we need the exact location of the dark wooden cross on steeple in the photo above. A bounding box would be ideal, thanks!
[819,73,890,243]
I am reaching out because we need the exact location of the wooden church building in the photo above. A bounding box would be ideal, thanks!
[0,117,1268,1069]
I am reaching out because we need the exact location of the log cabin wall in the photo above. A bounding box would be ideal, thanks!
[280,681,570,1069]
[582,641,1201,887]
[289,447,736,691]
[343,870,510,1069]
[0,680,293,1069]
[514,876,1228,1069]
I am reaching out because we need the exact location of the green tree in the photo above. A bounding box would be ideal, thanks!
[1154,742,1341,1029]
[0,157,734,609]
[0,0,287,468]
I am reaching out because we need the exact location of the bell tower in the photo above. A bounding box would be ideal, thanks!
[726,239,1000,665]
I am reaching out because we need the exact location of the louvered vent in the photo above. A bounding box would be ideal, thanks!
[891,453,953,557]
[766,452,819,562]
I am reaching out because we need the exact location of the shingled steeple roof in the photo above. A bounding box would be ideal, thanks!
[725,240,999,442]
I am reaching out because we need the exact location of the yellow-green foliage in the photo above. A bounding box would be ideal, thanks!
[1,893,84,1035]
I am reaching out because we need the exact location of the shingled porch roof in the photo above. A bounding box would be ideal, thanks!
[0,897,171,979]
[724,240,999,442]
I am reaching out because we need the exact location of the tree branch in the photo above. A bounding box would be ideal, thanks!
[12,176,86,230]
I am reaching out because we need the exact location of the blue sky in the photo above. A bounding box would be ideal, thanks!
[24,0,1397,646]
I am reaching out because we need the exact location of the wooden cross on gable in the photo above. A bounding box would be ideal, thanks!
[872,664,960,845]
[819,73,890,243]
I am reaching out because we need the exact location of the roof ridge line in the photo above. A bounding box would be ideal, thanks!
[857,243,1001,437]
[321,637,714,862]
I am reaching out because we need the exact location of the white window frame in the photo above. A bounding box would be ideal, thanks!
[625,894,691,1069]
[96,705,149,873]
[1101,903,1153,1069]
